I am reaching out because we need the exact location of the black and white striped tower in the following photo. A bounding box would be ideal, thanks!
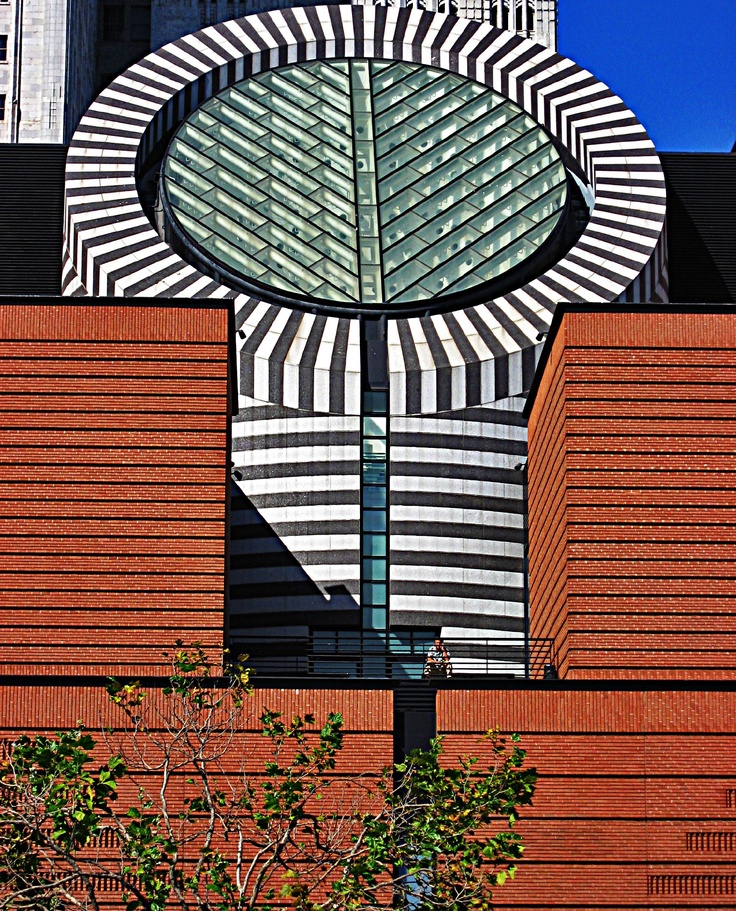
[62,6,667,665]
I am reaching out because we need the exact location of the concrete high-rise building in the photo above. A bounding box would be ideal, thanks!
[0,0,554,144]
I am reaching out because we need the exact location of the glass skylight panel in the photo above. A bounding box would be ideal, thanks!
[163,59,568,309]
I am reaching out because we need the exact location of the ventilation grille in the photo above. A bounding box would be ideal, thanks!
[70,876,123,892]
[91,828,120,849]
[687,831,736,852]
[649,875,736,896]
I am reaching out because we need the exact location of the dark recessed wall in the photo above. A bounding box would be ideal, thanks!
[660,152,736,303]
[0,145,66,296]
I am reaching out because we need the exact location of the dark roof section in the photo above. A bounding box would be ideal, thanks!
[0,144,66,295]
[660,152,736,303]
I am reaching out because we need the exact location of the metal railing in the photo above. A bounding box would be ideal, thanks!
[229,634,556,680]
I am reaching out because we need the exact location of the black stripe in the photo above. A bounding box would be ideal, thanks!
[122,260,189,297]
[329,318,350,414]
[303,6,326,60]
[231,580,358,601]
[233,401,300,421]
[392,550,523,573]
[419,316,452,412]
[422,405,526,426]
[391,609,524,633]
[232,430,357,451]
[231,518,358,539]
[392,580,523,602]
[232,460,360,481]
[268,310,302,404]
[396,320,421,414]
[503,292,550,334]
[391,12,410,59]
[410,13,434,62]
[232,548,359,570]
[462,307,507,359]
[298,315,327,411]
[327,6,346,59]
[391,520,522,545]
[494,354,509,400]
[429,17,460,64]
[442,312,481,407]
[246,488,359,510]
[446,19,483,73]
[392,431,525,456]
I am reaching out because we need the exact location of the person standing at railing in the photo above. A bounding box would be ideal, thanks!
[423,638,452,678]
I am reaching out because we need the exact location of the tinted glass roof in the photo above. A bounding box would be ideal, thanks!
[163,59,567,311]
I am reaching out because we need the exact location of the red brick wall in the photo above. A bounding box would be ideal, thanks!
[528,309,736,678]
[0,680,393,905]
[0,301,231,675]
[438,685,736,910]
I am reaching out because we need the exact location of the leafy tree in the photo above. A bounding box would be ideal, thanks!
[0,643,536,911]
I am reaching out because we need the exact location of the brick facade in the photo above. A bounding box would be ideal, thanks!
[526,307,736,679]
[0,300,231,676]
[438,685,736,910]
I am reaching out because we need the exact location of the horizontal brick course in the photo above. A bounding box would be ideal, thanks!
[438,687,736,909]
[0,301,231,675]
[528,311,736,678]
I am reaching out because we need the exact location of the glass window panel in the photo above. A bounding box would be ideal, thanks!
[363,390,387,414]
[514,144,557,177]
[307,60,350,93]
[210,236,270,281]
[360,265,383,304]
[363,438,386,461]
[363,558,387,581]
[363,415,387,437]
[310,281,352,302]
[350,60,370,91]
[166,181,214,220]
[363,606,387,627]
[363,486,387,509]
[313,209,356,239]
[363,510,387,533]
[353,110,373,141]
[311,141,353,177]
[174,211,212,244]
[189,108,218,131]
[310,119,351,153]
[363,583,387,606]
[180,123,216,152]
[362,534,387,557]
[359,209,379,238]
[310,186,355,218]
[355,140,375,174]
[363,463,386,487]
[216,97,270,131]
[314,258,359,296]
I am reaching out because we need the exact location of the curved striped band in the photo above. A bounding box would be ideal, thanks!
[63,5,667,416]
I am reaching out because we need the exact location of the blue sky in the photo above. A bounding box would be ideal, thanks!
[558,0,736,152]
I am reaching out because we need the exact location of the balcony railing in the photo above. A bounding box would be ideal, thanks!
[229,634,556,680]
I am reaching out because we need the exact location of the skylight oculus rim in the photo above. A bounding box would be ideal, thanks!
[160,58,570,316]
